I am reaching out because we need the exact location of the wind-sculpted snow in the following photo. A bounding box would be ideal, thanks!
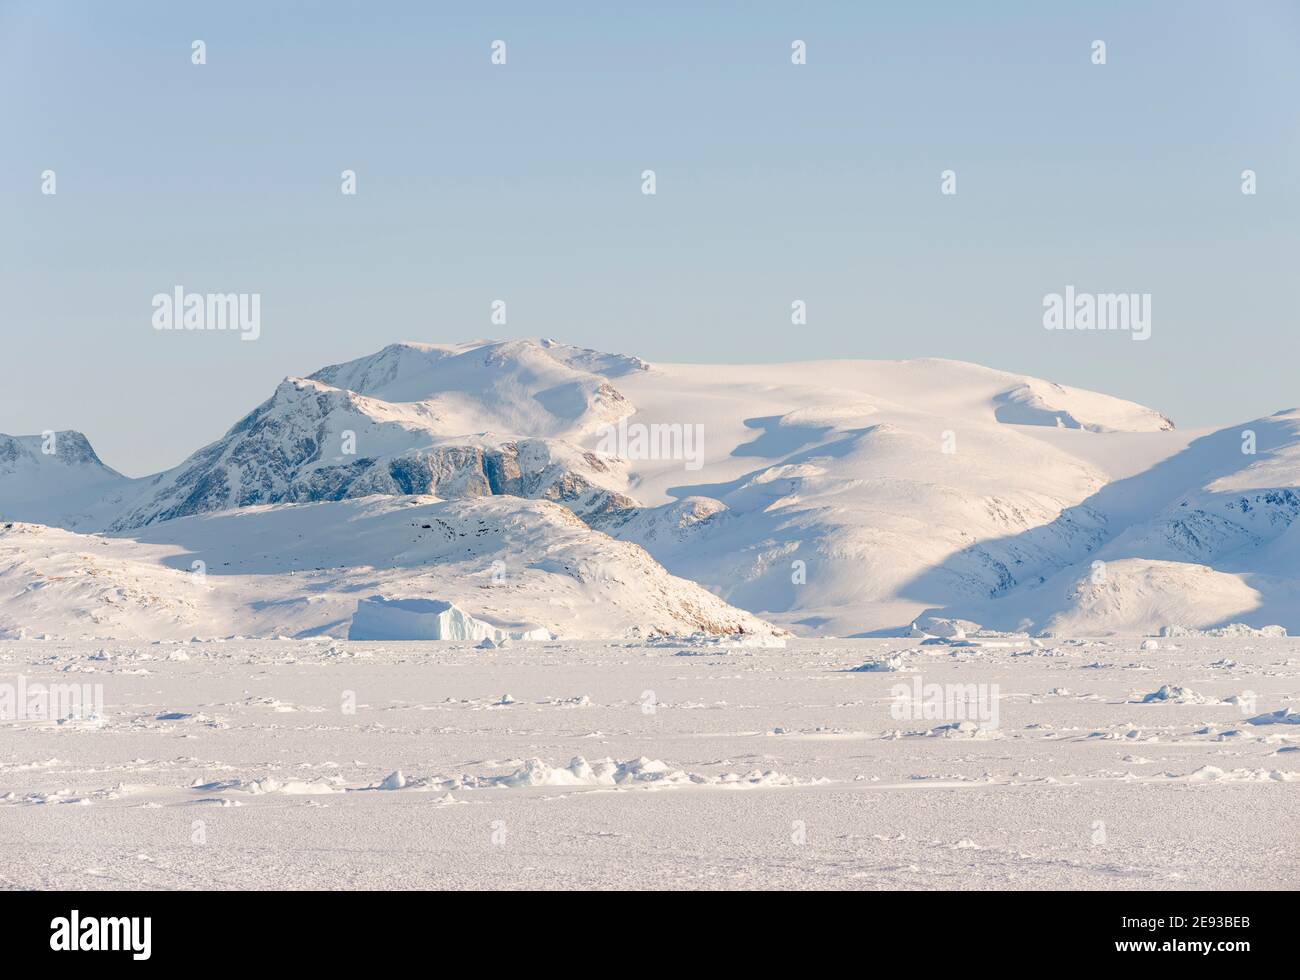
[992,379,1174,433]
[364,756,827,791]
[0,636,1296,889]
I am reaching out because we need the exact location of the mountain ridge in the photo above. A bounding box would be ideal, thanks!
[5,338,1297,638]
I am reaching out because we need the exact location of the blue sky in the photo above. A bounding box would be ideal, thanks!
[3,1,1298,475]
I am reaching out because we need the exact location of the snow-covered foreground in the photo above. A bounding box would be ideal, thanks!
[2,636,1297,890]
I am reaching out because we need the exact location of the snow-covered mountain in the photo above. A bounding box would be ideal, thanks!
[953,409,1300,635]
[591,356,1187,635]
[0,430,133,530]
[4,338,1299,638]
[107,374,632,530]
[307,339,646,429]
[99,339,651,531]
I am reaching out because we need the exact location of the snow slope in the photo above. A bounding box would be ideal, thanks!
[943,410,1300,635]
[307,338,645,431]
[992,378,1174,433]
[0,495,778,641]
[597,357,1189,634]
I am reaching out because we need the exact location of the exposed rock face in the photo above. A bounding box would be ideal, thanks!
[0,430,113,469]
[107,377,635,531]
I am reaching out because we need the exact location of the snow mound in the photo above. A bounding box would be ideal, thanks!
[851,653,908,672]
[371,757,826,792]
[1161,623,1288,638]
[1173,766,1297,782]
[928,720,1004,739]
[1247,708,1300,726]
[678,633,788,649]
[193,776,342,795]
[495,757,823,789]
[1138,685,1221,705]
[910,616,985,640]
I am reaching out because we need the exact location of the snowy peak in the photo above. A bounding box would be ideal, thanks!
[0,430,130,530]
[0,430,117,473]
[307,341,461,400]
[533,338,651,378]
[308,338,640,438]
[108,365,634,531]
[108,376,441,530]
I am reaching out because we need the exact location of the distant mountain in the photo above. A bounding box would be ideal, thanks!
[3,339,1298,638]
[597,355,1188,635]
[0,430,132,530]
[106,374,632,531]
[951,409,1300,635]
[306,339,641,436]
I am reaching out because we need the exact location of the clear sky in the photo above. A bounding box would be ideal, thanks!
[3,0,1298,476]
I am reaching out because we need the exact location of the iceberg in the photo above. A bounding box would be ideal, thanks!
[347,596,552,642]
